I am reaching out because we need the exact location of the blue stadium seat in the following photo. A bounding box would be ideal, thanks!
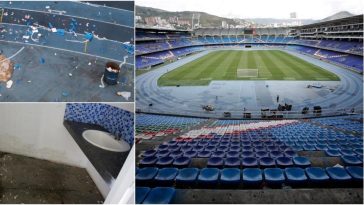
[303,144,316,151]
[285,167,307,186]
[204,145,217,152]
[242,157,259,168]
[225,157,241,168]
[291,145,303,151]
[193,145,205,152]
[176,168,199,186]
[154,168,178,186]
[173,156,191,168]
[226,151,240,158]
[183,150,197,158]
[142,150,157,157]
[212,151,225,158]
[230,146,241,152]
[254,146,266,152]
[168,145,180,152]
[325,149,341,157]
[207,157,224,168]
[139,156,158,167]
[256,151,269,158]
[242,168,263,187]
[270,151,284,158]
[259,157,276,168]
[220,168,241,186]
[157,144,169,151]
[136,187,151,204]
[264,168,285,187]
[197,150,211,158]
[326,167,352,184]
[143,187,175,204]
[156,156,174,167]
[199,141,209,146]
[198,168,220,186]
[167,140,178,146]
[276,157,293,168]
[180,145,193,152]
[242,146,254,152]
[354,148,363,155]
[293,157,311,168]
[341,155,363,166]
[217,146,229,152]
[156,150,170,157]
[340,149,357,156]
[315,145,328,151]
[178,141,187,146]
[241,151,255,158]
[284,150,297,157]
[305,167,330,184]
[169,150,183,158]
[346,166,363,184]
[267,146,279,152]
[136,167,159,185]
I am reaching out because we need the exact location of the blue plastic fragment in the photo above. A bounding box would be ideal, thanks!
[14,64,21,70]
[62,92,69,97]
[84,32,93,41]
[56,29,65,36]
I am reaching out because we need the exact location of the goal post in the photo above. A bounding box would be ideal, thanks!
[237,68,259,78]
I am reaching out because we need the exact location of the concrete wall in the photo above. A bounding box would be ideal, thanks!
[0,103,133,198]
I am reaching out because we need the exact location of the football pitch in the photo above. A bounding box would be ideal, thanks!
[158,50,340,86]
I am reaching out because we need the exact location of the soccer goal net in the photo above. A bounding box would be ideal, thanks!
[237,69,259,78]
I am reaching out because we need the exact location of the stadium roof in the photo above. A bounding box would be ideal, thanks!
[298,14,363,28]
[136,25,191,32]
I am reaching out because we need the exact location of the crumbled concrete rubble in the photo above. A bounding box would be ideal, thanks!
[0,55,14,82]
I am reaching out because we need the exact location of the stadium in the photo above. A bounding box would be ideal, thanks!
[135,6,364,205]
[0,1,134,102]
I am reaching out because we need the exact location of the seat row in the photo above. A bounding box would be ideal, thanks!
[136,166,363,188]
[144,149,299,158]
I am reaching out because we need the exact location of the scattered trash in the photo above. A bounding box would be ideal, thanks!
[39,57,45,64]
[88,62,91,66]
[56,29,65,36]
[84,32,93,41]
[27,80,31,83]
[0,55,14,82]
[116,91,131,100]
[62,91,69,97]
[6,80,13,89]
[54,53,57,56]
[14,64,21,70]
[68,73,72,77]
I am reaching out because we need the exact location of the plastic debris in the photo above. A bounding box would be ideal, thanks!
[84,32,93,41]
[6,80,13,89]
[68,73,72,77]
[88,62,91,66]
[62,91,69,97]
[39,57,45,64]
[14,64,21,70]
[116,91,131,100]
[56,29,65,36]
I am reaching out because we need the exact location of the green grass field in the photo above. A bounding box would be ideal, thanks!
[158,50,340,86]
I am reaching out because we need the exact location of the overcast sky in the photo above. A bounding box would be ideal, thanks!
[136,0,363,19]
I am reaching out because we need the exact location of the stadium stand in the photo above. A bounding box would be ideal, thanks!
[136,113,363,203]
[135,15,363,72]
